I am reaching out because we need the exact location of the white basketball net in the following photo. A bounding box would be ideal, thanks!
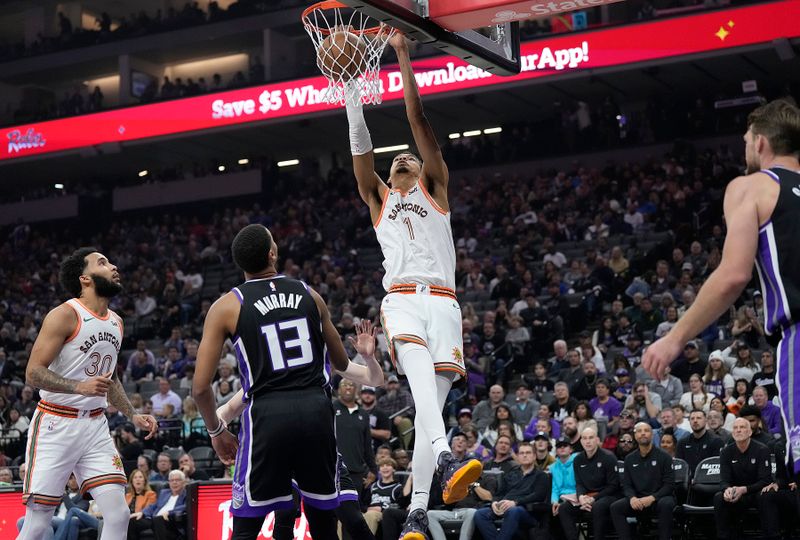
[302,4,395,107]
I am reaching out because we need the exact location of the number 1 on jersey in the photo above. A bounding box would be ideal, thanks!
[261,318,314,372]
[402,217,415,240]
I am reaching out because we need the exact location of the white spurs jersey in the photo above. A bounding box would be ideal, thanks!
[39,298,123,410]
[375,181,456,291]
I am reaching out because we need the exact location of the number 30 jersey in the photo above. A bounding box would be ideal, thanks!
[374,180,456,292]
[231,277,328,399]
[40,298,123,410]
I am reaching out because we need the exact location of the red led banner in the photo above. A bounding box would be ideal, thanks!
[193,483,312,540]
[0,490,25,540]
[1,0,797,161]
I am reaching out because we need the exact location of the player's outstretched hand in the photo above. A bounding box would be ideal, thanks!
[75,372,113,396]
[133,414,159,440]
[641,335,683,379]
[212,429,239,466]
[349,320,377,358]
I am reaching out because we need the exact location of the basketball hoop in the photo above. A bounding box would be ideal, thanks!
[302,1,396,106]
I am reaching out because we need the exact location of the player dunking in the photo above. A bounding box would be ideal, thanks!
[643,99,800,472]
[192,224,385,540]
[345,33,482,540]
[19,248,158,540]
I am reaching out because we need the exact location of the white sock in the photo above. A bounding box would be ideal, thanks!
[17,504,56,539]
[396,341,452,512]
[90,484,130,540]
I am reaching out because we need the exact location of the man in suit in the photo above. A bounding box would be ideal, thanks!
[134,470,187,540]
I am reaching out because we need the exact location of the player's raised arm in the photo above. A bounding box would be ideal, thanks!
[27,305,112,396]
[389,33,449,205]
[310,289,384,386]
[193,292,240,464]
[345,82,388,221]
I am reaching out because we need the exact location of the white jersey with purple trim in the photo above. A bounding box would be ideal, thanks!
[374,180,456,292]
[39,298,123,410]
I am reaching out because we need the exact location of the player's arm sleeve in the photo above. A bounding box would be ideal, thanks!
[26,305,82,393]
[346,92,385,212]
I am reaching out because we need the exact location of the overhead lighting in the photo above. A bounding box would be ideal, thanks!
[238,158,249,165]
[277,159,300,167]
[374,144,409,154]
[448,133,461,139]
[54,183,64,189]
[463,130,482,137]
[138,170,148,177]
[483,127,502,134]
[218,165,226,172]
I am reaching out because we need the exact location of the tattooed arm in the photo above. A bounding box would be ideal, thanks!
[108,374,136,418]
[26,305,111,396]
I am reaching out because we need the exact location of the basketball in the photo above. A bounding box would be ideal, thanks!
[317,30,366,81]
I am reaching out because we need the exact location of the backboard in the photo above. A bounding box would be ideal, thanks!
[335,0,522,76]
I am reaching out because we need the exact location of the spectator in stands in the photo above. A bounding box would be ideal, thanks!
[653,408,688,445]
[610,422,674,540]
[393,449,410,472]
[473,442,549,540]
[679,373,712,413]
[615,433,637,460]
[450,432,469,462]
[0,467,13,485]
[178,364,195,390]
[572,400,597,435]
[532,432,555,470]
[724,342,760,383]
[179,452,209,481]
[676,410,723,476]
[150,377,182,416]
[738,406,776,449]
[655,306,678,338]
[363,457,406,534]
[360,386,392,450]
[703,350,735,400]
[12,385,36,419]
[729,305,763,349]
[181,396,205,437]
[118,422,144,461]
[726,378,752,416]
[637,297,663,334]
[558,427,619,540]
[130,340,157,370]
[550,437,577,514]
[571,360,598,401]
[548,340,570,377]
[135,287,157,317]
[472,385,509,431]
[377,375,415,449]
[658,428,677,457]
[669,340,706,383]
[751,351,777,400]
[509,382,539,429]
[137,455,152,479]
[151,453,172,482]
[714,418,778,540]
[646,366,683,408]
[463,425,492,462]
[447,408,474,443]
[549,382,577,422]
[140,469,188,540]
[483,404,523,446]
[612,368,633,402]
[589,378,622,431]
[130,351,157,383]
[561,417,583,453]
[671,404,691,431]
[624,382,662,424]
[524,362,554,403]
[6,408,29,437]
[127,469,157,539]
[211,361,240,395]
[167,340,197,380]
[485,434,517,473]
[751,386,783,435]
[707,409,733,445]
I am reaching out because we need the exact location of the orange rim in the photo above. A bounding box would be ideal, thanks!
[302,1,383,36]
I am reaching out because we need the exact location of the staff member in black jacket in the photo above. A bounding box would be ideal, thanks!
[676,410,723,476]
[473,442,549,540]
[610,422,675,540]
[558,427,619,540]
[714,417,778,540]
[335,379,377,504]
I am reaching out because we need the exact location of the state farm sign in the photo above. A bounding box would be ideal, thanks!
[430,0,626,31]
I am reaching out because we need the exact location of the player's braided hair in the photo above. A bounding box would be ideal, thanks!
[232,224,274,274]
[59,246,97,298]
